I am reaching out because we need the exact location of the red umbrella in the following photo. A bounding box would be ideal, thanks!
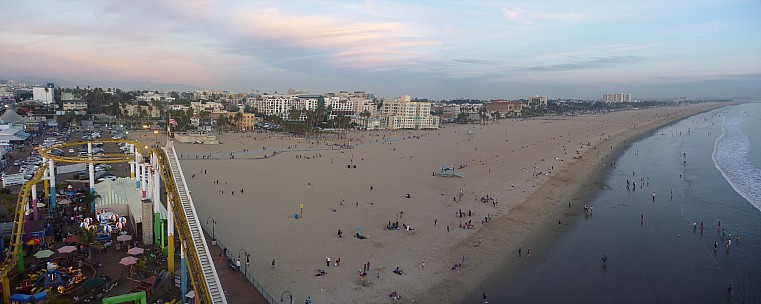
[26,239,40,246]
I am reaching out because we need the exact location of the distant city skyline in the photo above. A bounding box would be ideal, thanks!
[1,0,760,100]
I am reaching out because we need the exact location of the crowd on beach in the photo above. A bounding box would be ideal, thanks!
[172,105,737,303]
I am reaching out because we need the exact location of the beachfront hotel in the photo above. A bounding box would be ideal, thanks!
[380,95,440,130]
[602,93,633,103]
[527,95,548,107]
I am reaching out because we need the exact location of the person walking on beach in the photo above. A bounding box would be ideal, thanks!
[527,249,532,258]
[326,257,331,267]
[714,241,718,252]
[518,248,522,257]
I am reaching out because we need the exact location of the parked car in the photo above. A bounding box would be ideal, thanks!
[73,171,89,180]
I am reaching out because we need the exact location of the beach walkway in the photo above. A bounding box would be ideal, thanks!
[202,231,269,304]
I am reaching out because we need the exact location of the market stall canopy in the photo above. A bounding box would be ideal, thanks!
[94,177,167,223]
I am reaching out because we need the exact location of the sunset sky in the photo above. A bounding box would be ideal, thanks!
[1,0,759,99]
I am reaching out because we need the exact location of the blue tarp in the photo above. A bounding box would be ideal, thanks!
[9,293,32,301]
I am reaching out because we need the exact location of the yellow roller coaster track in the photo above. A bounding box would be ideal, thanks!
[36,139,144,163]
[2,140,220,303]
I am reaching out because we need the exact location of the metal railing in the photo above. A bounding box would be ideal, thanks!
[203,225,277,304]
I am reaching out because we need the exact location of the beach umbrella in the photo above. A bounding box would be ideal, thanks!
[79,222,89,230]
[119,256,138,266]
[97,214,105,221]
[110,214,119,222]
[26,239,40,246]
[57,246,77,254]
[116,222,124,230]
[116,234,132,242]
[33,249,54,259]
[119,217,127,224]
[119,256,139,290]
[127,247,144,256]
[58,199,72,205]
[102,225,113,233]
[81,278,105,289]
[67,184,74,189]
[65,235,81,243]
[83,217,92,224]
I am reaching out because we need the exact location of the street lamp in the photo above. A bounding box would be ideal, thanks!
[206,217,217,245]
[153,130,159,143]
[280,291,293,304]
[238,249,250,277]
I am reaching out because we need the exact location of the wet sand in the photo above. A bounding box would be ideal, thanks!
[170,103,729,303]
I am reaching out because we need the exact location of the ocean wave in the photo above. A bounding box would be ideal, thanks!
[713,114,761,212]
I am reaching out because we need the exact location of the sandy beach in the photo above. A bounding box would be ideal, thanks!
[166,103,730,303]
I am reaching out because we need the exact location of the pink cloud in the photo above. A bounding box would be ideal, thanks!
[230,9,441,69]
[502,7,525,21]
[503,7,584,23]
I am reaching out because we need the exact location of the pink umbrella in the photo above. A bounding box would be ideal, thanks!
[119,256,138,266]
[120,256,139,291]
[127,247,144,256]
[116,234,132,242]
[58,199,72,205]
[57,246,77,254]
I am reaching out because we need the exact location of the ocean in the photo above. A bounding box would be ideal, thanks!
[475,102,761,303]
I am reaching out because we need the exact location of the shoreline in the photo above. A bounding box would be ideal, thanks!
[422,102,739,303]
[173,102,739,304]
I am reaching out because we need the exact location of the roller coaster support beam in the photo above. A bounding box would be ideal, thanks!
[31,184,38,221]
[48,158,56,210]
[88,143,95,210]
[181,245,188,304]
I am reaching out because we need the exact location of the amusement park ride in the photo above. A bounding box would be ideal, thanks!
[0,132,227,303]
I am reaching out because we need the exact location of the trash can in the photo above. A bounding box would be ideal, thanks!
[294,214,299,219]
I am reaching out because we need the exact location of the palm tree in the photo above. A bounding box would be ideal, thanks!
[234,112,243,131]
[359,110,371,130]
[288,107,302,122]
[80,226,97,258]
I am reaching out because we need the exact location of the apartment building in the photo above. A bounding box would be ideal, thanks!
[380,95,440,130]
[602,93,632,103]
[527,95,548,107]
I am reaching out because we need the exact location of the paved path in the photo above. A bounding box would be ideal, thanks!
[202,231,270,304]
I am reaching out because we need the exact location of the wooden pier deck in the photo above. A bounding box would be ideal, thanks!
[202,232,270,304]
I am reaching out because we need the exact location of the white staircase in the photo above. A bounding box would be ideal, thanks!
[164,145,227,303]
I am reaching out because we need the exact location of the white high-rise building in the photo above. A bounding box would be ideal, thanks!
[603,93,632,103]
[527,95,548,107]
[33,83,54,104]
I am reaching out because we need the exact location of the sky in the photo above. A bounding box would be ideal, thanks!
[1,0,760,100]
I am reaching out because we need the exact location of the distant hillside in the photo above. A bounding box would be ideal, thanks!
[0,76,198,92]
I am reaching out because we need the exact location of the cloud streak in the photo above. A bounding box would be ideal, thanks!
[0,0,758,99]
